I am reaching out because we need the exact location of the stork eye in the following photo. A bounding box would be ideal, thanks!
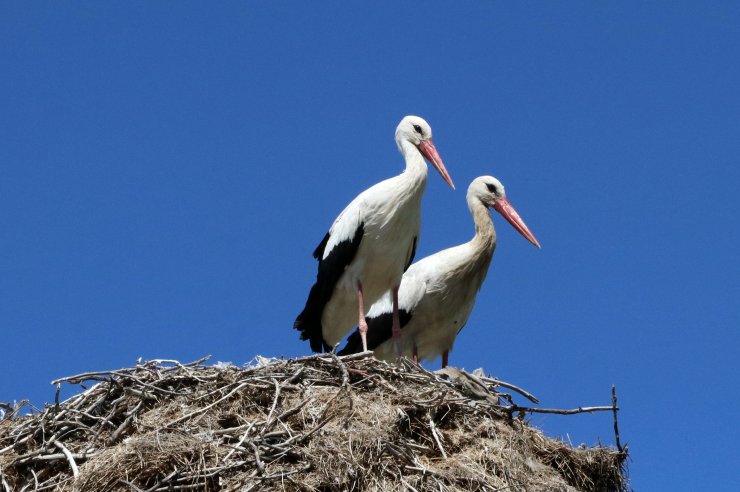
[413,124,423,135]
[486,183,498,194]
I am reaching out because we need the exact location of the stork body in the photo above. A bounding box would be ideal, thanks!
[339,176,540,367]
[294,116,454,352]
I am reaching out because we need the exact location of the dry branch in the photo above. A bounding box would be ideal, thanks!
[506,405,616,416]
[612,385,624,453]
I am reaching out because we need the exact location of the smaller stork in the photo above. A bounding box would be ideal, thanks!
[339,175,539,367]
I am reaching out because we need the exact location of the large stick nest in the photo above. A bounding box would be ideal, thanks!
[0,354,628,491]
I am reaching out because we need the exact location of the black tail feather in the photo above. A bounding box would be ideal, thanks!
[294,281,332,352]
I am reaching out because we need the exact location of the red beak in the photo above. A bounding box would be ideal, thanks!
[417,139,455,189]
[492,197,541,248]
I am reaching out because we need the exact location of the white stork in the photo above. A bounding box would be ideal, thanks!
[294,116,455,353]
[338,176,540,367]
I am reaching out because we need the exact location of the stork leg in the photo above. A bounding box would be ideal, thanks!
[413,345,418,365]
[391,286,402,356]
[391,287,402,339]
[441,350,449,369]
[357,281,369,352]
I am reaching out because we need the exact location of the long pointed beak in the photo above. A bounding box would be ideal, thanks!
[492,197,541,249]
[417,139,455,189]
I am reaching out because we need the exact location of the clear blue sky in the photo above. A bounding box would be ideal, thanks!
[2,2,739,489]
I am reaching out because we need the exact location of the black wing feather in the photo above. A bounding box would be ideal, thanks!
[294,223,364,352]
[312,231,330,260]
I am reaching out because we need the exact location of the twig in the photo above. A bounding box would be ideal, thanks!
[428,414,447,459]
[150,484,207,491]
[30,468,40,491]
[401,477,420,492]
[54,383,61,414]
[250,442,265,475]
[252,464,311,481]
[183,354,212,366]
[146,355,211,368]
[260,379,281,437]
[224,422,256,462]
[274,395,313,422]
[370,374,402,394]
[507,405,616,416]
[120,479,146,491]
[165,382,248,426]
[337,350,374,361]
[290,414,334,445]
[53,441,79,478]
[142,469,180,492]
[612,385,623,452]
[402,465,445,478]
[478,376,539,404]
[283,367,305,385]
[0,434,33,455]
[108,401,142,444]
[327,352,349,389]
[52,370,122,385]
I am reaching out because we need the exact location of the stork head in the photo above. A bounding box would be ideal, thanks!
[469,176,540,248]
[395,115,455,189]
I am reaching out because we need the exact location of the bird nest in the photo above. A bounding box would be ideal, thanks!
[0,353,628,491]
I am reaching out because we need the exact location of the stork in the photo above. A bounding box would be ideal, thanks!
[294,116,455,353]
[338,176,539,367]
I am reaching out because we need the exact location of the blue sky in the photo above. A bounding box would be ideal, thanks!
[2,2,739,489]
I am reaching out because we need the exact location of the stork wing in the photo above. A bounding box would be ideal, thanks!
[294,201,364,352]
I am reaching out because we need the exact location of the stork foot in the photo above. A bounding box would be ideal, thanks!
[357,282,369,352]
[358,319,369,353]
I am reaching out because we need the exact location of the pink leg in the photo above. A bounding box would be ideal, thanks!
[413,345,418,364]
[357,282,369,352]
[441,350,449,368]
[391,286,403,356]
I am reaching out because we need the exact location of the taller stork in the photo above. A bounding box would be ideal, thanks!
[294,116,455,353]
[339,176,540,367]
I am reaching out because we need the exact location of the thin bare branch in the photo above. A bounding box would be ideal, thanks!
[428,414,447,459]
[165,382,248,427]
[612,385,623,453]
[53,441,79,478]
[477,376,540,404]
[507,405,616,416]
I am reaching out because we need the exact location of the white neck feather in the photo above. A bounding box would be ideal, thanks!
[466,194,496,255]
[398,140,428,186]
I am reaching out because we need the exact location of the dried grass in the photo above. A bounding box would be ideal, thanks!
[0,354,627,491]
